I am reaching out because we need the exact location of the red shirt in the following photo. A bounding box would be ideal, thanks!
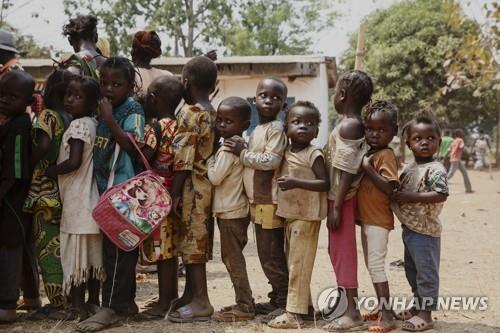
[450,138,464,162]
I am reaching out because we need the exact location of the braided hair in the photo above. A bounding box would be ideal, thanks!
[337,70,373,108]
[402,109,441,141]
[364,100,398,129]
[62,15,98,41]
[100,56,139,94]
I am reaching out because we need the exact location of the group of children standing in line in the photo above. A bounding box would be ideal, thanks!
[0,49,448,333]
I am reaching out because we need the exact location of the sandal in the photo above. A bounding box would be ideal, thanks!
[255,301,277,315]
[143,296,159,309]
[402,315,434,332]
[134,307,168,321]
[26,304,64,321]
[260,307,286,324]
[268,312,303,329]
[363,310,381,321]
[394,309,415,321]
[76,308,123,332]
[167,305,213,323]
[213,307,254,322]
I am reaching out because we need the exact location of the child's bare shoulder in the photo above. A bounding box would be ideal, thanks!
[338,117,363,140]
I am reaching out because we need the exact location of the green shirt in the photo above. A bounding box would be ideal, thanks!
[439,136,453,158]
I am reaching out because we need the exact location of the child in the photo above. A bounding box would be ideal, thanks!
[45,76,103,321]
[225,77,289,320]
[77,57,145,332]
[324,70,373,332]
[392,111,448,332]
[24,69,74,319]
[208,97,254,322]
[447,129,473,193]
[268,101,329,329]
[165,56,217,323]
[0,71,35,323]
[138,75,184,318]
[358,100,399,332]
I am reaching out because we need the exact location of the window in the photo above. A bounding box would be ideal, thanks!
[245,97,295,136]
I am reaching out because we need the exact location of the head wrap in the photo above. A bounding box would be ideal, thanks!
[132,31,161,59]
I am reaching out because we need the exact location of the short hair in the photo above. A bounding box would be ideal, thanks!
[182,56,217,91]
[337,70,373,108]
[70,76,100,113]
[364,100,398,129]
[152,75,184,107]
[402,110,442,140]
[100,56,137,91]
[285,100,321,124]
[1,70,35,101]
[454,128,464,138]
[257,77,288,98]
[44,69,75,110]
[218,96,252,121]
[62,14,98,41]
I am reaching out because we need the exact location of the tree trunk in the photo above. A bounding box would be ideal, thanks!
[186,0,194,57]
[496,104,500,168]
[355,19,366,70]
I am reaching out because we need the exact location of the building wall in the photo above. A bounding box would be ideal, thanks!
[213,63,330,147]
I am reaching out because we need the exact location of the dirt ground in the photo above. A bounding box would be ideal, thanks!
[2,169,500,333]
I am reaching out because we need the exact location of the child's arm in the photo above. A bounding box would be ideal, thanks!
[100,97,135,153]
[362,154,397,195]
[225,128,286,171]
[45,139,84,178]
[328,118,364,230]
[31,130,51,168]
[277,156,329,192]
[207,150,234,186]
[392,191,447,204]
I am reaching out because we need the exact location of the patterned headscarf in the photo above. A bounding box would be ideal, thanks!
[132,31,162,59]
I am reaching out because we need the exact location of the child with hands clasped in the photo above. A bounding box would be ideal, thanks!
[357,101,399,333]
[46,76,103,321]
[324,70,373,332]
[0,71,35,323]
[225,77,289,321]
[268,101,329,329]
[391,111,448,332]
[78,57,145,332]
[208,97,255,322]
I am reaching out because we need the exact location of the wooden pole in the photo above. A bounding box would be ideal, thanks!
[354,19,366,70]
[496,103,500,168]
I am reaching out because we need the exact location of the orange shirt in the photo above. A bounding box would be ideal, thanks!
[357,148,399,230]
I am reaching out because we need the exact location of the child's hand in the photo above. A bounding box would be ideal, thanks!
[277,175,298,191]
[0,113,8,126]
[170,196,183,218]
[99,97,113,122]
[45,166,58,180]
[327,205,341,230]
[391,190,414,203]
[362,154,374,171]
[224,138,246,156]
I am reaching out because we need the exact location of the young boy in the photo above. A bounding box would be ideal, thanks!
[139,75,184,318]
[447,129,473,193]
[324,70,373,332]
[358,100,399,332]
[225,77,289,320]
[208,97,254,322]
[268,101,329,329]
[392,111,448,332]
[0,71,35,323]
[167,56,217,323]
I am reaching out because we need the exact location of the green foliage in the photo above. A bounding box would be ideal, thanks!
[0,23,51,58]
[340,0,498,131]
[62,0,337,56]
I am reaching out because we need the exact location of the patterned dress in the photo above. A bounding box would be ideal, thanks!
[23,109,67,306]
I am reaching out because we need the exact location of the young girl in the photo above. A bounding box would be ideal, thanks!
[324,70,373,332]
[268,101,329,329]
[45,76,103,321]
[77,57,145,332]
[23,69,74,319]
[358,101,399,332]
[392,111,448,332]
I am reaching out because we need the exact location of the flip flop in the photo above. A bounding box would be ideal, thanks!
[323,315,368,332]
[76,309,123,332]
[143,296,159,309]
[255,301,277,315]
[17,297,42,311]
[260,307,286,324]
[134,307,167,321]
[268,312,304,329]
[167,305,212,323]
[363,310,381,321]
[369,313,397,333]
[402,315,434,332]
[394,309,415,321]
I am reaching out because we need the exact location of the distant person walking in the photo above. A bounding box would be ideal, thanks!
[439,130,453,171]
[447,129,473,193]
[473,129,491,170]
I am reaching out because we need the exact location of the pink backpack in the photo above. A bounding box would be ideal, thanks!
[92,133,172,251]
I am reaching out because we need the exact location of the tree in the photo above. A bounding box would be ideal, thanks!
[0,23,51,58]
[63,0,337,56]
[340,0,498,130]
[222,0,337,56]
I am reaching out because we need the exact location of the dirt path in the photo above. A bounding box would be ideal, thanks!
[3,169,500,333]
